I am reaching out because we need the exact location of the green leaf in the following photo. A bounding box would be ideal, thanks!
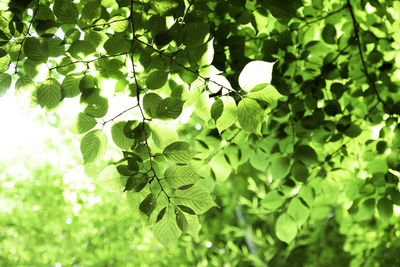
[109,16,129,32]
[209,150,232,181]
[291,160,309,182]
[97,165,128,192]
[183,23,210,47]
[81,1,101,22]
[84,94,108,118]
[174,184,217,214]
[103,35,130,55]
[164,165,201,188]
[80,129,107,163]
[23,37,48,61]
[216,96,237,133]
[146,71,168,90]
[61,74,81,98]
[68,40,96,60]
[153,206,181,246]
[143,93,163,118]
[275,213,297,244]
[163,141,193,163]
[156,97,183,120]
[237,98,264,134]
[270,157,291,179]
[294,145,318,165]
[53,0,78,24]
[261,190,286,210]
[69,112,97,134]
[0,73,12,96]
[344,124,362,138]
[377,198,393,219]
[152,0,180,15]
[111,121,134,150]
[287,198,310,227]
[139,193,157,216]
[239,61,275,91]
[247,84,283,103]
[322,23,336,44]
[211,98,223,122]
[36,79,62,109]
[149,122,178,149]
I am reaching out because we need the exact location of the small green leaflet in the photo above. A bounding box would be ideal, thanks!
[377,198,393,219]
[61,74,81,98]
[164,165,201,188]
[36,79,62,109]
[143,93,163,118]
[156,97,183,120]
[174,184,217,214]
[287,198,310,227]
[261,190,286,210]
[97,165,128,192]
[146,71,168,89]
[294,145,318,165]
[149,122,178,149]
[0,73,12,97]
[109,16,129,32]
[247,84,283,104]
[237,98,264,135]
[216,96,237,133]
[183,23,210,47]
[80,129,107,163]
[270,157,290,179]
[163,141,194,164]
[69,112,97,134]
[84,94,109,118]
[111,121,134,150]
[275,213,297,244]
[153,206,181,247]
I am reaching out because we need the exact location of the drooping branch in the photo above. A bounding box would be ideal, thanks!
[14,0,40,74]
[346,0,393,114]
[296,5,349,31]
[48,52,130,71]
[101,105,138,126]
[129,0,170,202]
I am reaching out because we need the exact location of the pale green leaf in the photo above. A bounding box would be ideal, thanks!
[209,151,232,182]
[149,122,178,149]
[111,121,134,150]
[0,73,12,96]
[69,112,97,134]
[237,98,264,134]
[238,60,275,91]
[216,96,237,133]
[275,213,297,244]
[97,165,128,192]
[109,16,129,32]
[153,206,182,246]
[36,79,62,109]
[174,184,217,214]
[164,165,201,188]
[163,141,193,163]
[23,37,48,62]
[287,198,310,227]
[270,157,290,179]
[247,84,283,103]
[80,129,107,163]
[261,190,286,210]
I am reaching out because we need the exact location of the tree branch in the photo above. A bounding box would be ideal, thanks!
[347,0,393,114]
[101,105,138,126]
[129,0,170,201]
[14,0,39,74]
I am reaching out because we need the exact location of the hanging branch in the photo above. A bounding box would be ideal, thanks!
[101,104,138,126]
[347,0,394,114]
[14,0,40,74]
[296,5,349,30]
[129,1,170,202]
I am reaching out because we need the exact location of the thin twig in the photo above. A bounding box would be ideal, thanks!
[133,37,243,98]
[129,0,170,201]
[48,52,130,70]
[14,0,40,74]
[296,5,348,31]
[101,105,138,126]
[347,0,393,114]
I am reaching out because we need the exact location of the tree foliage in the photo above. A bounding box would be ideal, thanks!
[1,0,400,265]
